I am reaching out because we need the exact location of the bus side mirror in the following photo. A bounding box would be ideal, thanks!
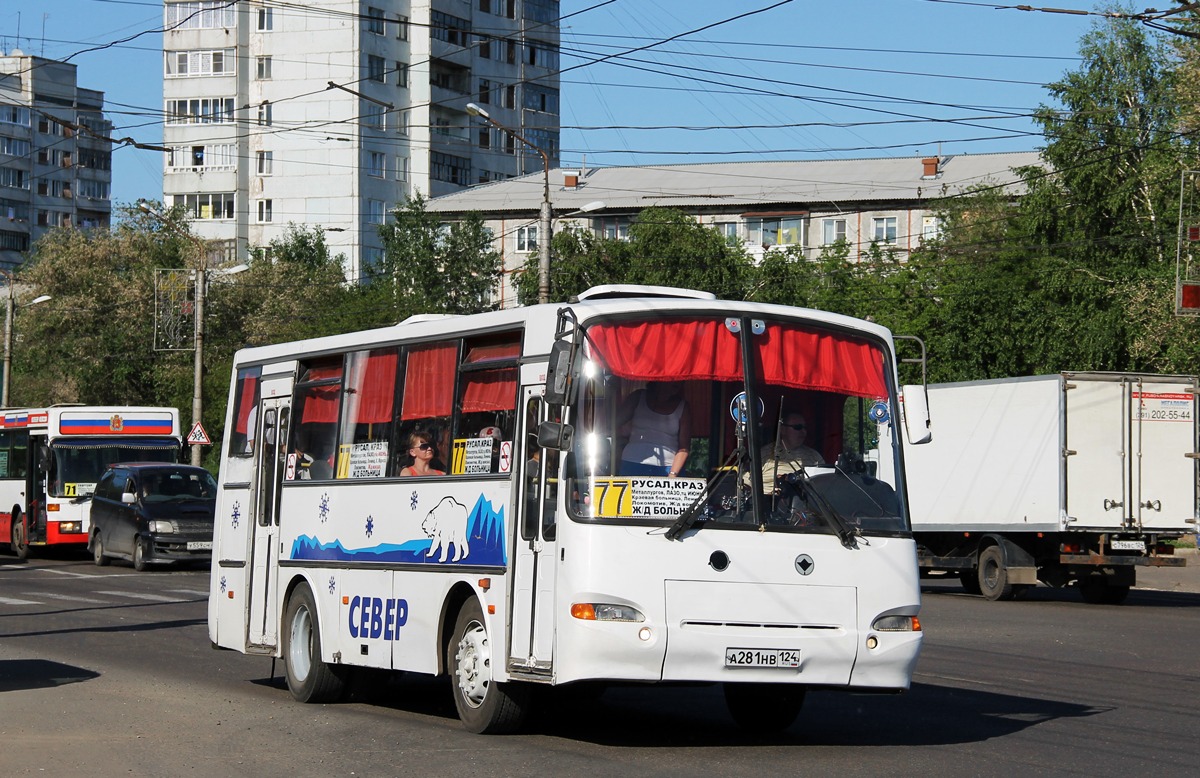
[543,340,577,406]
[537,420,574,451]
[901,385,932,445]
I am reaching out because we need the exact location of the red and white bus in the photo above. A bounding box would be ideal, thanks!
[1,406,182,559]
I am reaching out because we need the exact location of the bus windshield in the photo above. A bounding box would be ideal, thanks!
[51,443,179,498]
[565,315,908,537]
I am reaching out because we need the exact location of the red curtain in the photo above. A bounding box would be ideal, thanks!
[300,365,343,423]
[234,375,258,434]
[401,342,457,420]
[354,350,397,423]
[588,319,887,399]
[462,368,517,413]
[465,341,521,364]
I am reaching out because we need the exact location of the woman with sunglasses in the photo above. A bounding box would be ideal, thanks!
[400,431,445,476]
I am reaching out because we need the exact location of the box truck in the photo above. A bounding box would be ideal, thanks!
[901,372,1194,603]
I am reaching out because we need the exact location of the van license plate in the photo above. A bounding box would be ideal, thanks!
[1111,540,1145,551]
[187,541,212,551]
[725,648,800,668]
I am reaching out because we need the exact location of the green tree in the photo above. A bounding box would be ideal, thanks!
[374,193,501,318]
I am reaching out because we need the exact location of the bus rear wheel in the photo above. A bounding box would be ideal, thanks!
[448,598,528,734]
[11,512,29,560]
[724,683,806,732]
[282,583,348,704]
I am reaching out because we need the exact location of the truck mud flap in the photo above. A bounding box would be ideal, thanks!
[1059,554,1187,568]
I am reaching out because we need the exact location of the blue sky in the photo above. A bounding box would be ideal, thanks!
[3,0,1102,208]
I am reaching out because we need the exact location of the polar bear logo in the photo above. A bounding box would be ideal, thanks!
[422,496,470,562]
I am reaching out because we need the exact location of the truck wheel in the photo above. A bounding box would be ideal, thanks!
[724,683,806,732]
[977,545,1015,601]
[1079,573,1131,605]
[448,598,529,734]
[283,583,348,703]
[11,512,30,560]
[958,570,981,595]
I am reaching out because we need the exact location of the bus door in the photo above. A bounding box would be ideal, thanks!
[508,389,558,674]
[248,394,290,649]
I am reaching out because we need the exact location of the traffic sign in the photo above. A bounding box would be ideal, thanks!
[187,422,212,446]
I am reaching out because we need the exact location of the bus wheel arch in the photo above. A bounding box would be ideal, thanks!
[446,595,529,734]
[11,510,29,560]
[281,579,348,704]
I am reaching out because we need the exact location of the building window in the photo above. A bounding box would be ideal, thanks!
[396,14,409,40]
[165,2,236,29]
[505,84,517,109]
[256,5,273,31]
[478,34,492,60]
[395,62,409,88]
[172,192,235,220]
[600,218,630,241]
[431,11,470,47]
[0,106,31,126]
[747,216,803,247]
[822,218,847,245]
[478,79,492,104]
[365,7,385,35]
[0,137,30,156]
[715,222,739,245]
[167,144,235,171]
[872,216,898,244]
[921,216,942,242]
[257,101,273,126]
[166,97,236,125]
[515,226,538,253]
[396,155,409,181]
[477,127,491,149]
[366,151,385,178]
[165,49,235,77]
[363,103,385,130]
[367,55,386,83]
[257,199,273,223]
[256,150,273,175]
[256,56,272,80]
[523,85,559,114]
[366,200,386,225]
[526,0,558,23]
[525,41,559,70]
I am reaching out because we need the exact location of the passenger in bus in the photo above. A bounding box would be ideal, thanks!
[399,431,445,477]
[617,381,691,477]
[759,411,824,492]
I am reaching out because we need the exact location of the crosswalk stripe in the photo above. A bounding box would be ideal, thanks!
[94,591,184,603]
[39,592,110,604]
[0,595,41,605]
[166,589,210,597]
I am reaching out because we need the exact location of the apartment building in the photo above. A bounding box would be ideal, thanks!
[162,0,561,279]
[424,151,1043,309]
[0,51,113,271]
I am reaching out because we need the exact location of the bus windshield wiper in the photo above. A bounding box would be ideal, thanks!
[782,468,860,550]
[664,448,742,541]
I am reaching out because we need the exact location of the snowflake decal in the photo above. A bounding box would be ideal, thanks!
[365,515,375,538]
[219,575,227,594]
[319,493,331,523]
[230,501,241,529]
[328,576,336,595]
[410,490,419,511]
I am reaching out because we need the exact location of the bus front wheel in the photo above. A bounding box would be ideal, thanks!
[282,583,348,704]
[448,598,528,734]
[11,512,29,560]
[724,682,806,732]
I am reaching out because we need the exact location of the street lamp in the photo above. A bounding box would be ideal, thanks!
[139,202,247,465]
[1,269,51,407]
[466,102,554,304]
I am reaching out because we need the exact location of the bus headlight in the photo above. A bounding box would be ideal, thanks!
[570,603,645,622]
[148,521,175,534]
[58,521,82,534]
[870,615,921,632]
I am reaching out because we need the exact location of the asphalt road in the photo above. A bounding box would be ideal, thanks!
[1,550,1197,777]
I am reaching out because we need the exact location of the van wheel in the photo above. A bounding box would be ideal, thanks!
[724,683,806,732]
[977,545,1015,601]
[92,533,109,566]
[448,598,528,733]
[132,538,148,572]
[283,583,348,703]
[11,512,29,560]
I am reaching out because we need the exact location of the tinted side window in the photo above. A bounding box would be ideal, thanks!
[94,472,116,500]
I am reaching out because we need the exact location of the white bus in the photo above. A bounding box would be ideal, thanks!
[207,285,931,733]
[1,406,182,559]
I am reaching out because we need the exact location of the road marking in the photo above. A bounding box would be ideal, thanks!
[0,595,41,605]
[165,589,210,597]
[34,568,104,579]
[94,591,186,603]
[39,592,110,605]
